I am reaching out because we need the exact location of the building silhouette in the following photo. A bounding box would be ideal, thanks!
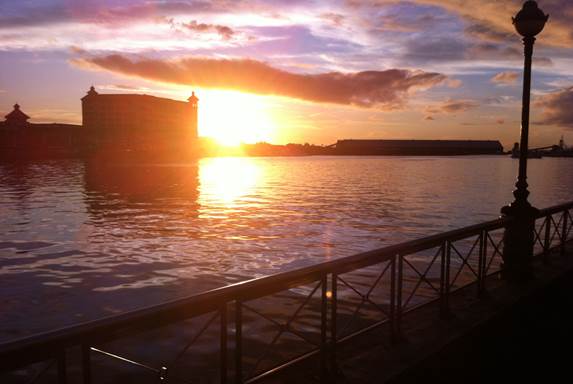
[1,88,200,161]
[334,139,504,156]
[0,104,83,159]
[81,87,198,154]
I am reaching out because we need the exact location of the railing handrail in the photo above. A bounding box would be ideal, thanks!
[537,201,573,217]
[1,200,571,369]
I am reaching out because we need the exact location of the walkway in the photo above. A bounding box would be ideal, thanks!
[274,241,573,383]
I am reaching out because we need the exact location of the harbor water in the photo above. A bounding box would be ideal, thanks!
[1,156,573,342]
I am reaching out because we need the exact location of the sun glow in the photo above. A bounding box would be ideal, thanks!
[198,89,278,146]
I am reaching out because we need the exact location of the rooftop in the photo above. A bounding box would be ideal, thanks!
[4,104,30,121]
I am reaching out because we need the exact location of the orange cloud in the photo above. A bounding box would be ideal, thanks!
[410,0,572,48]
[424,98,479,119]
[491,71,519,85]
[72,54,447,109]
[362,0,572,48]
[535,86,573,129]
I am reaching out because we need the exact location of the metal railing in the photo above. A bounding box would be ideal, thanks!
[1,201,572,383]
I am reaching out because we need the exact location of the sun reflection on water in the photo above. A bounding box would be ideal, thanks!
[198,157,262,209]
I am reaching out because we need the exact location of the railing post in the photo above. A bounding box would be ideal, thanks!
[562,210,569,256]
[440,242,451,319]
[320,275,328,382]
[220,304,228,384]
[482,230,490,292]
[57,351,67,384]
[390,255,397,342]
[81,345,91,384]
[440,244,445,310]
[446,241,451,304]
[330,274,338,374]
[477,230,485,296]
[234,301,242,384]
[396,254,403,335]
[544,215,551,263]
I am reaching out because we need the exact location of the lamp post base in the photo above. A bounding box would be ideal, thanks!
[500,202,539,283]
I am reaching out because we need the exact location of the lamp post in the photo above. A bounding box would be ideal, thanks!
[501,1,549,282]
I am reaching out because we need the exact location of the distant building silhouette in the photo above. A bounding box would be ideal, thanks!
[0,104,83,159]
[81,86,198,154]
[4,104,30,127]
[334,139,504,156]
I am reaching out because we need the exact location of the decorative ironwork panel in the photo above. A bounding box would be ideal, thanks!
[484,228,504,276]
[399,246,443,313]
[334,260,393,341]
[448,235,481,291]
[237,280,324,382]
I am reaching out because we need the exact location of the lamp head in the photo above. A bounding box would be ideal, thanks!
[512,1,549,37]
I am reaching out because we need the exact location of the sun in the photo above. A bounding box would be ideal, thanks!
[197,89,278,146]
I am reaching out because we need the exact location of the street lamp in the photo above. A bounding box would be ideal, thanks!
[501,1,549,282]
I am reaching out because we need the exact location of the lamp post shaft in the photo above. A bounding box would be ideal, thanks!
[500,36,540,283]
[515,36,535,205]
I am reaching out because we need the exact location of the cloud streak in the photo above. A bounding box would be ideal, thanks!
[0,1,309,29]
[182,20,234,39]
[0,1,234,28]
[72,54,448,108]
[165,18,235,40]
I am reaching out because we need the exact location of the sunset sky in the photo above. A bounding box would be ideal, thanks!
[1,0,573,148]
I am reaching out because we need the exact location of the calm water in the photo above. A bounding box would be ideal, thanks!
[1,156,572,342]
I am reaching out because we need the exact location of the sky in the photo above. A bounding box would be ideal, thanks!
[1,0,573,148]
